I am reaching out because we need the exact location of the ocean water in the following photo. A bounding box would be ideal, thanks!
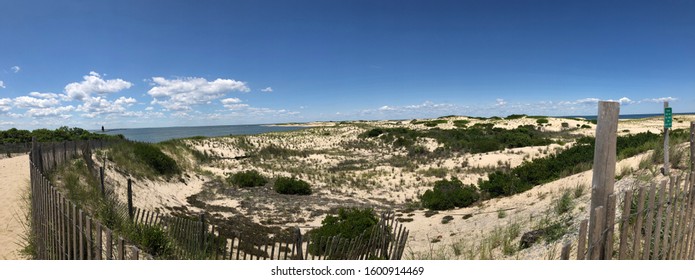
[98,124,308,143]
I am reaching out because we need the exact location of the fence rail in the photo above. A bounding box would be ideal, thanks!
[24,138,409,260]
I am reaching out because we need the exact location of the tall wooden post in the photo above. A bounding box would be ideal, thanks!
[664,102,670,175]
[127,178,133,221]
[199,212,206,253]
[588,101,619,259]
[99,167,105,197]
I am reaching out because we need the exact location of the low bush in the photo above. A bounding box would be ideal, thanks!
[309,208,379,255]
[227,170,268,188]
[421,177,480,210]
[133,142,180,175]
[274,176,312,195]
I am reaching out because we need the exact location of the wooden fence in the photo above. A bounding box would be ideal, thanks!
[29,139,150,260]
[561,173,695,260]
[25,138,409,260]
[559,105,695,260]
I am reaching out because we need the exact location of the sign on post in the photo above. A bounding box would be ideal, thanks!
[664,107,672,128]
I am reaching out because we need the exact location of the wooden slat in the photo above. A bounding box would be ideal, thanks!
[117,237,125,260]
[105,229,113,260]
[667,176,681,259]
[561,241,571,260]
[610,194,625,257]
[642,183,657,260]
[86,216,92,260]
[95,222,103,260]
[589,206,604,260]
[604,194,617,259]
[670,176,685,259]
[661,177,676,259]
[632,186,646,259]
[652,181,667,259]
[78,209,84,260]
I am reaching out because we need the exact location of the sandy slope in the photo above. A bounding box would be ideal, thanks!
[0,155,29,260]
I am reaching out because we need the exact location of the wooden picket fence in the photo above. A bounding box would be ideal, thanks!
[26,138,409,260]
[127,208,409,260]
[29,140,150,260]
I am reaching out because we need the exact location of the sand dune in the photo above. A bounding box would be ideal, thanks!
[0,155,29,260]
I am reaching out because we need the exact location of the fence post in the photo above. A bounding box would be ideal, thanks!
[99,167,105,197]
[295,227,304,260]
[127,178,134,221]
[588,101,619,259]
[663,102,671,175]
[199,212,206,254]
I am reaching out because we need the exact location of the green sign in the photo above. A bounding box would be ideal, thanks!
[665,107,672,128]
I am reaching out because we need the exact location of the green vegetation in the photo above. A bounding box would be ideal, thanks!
[274,176,312,195]
[308,208,379,255]
[132,142,180,175]
[362,124,555,154]
[453,120,470,128]
[106,141,181,178]
[535,118,549,125]
[0,126,121,143]
[226,170,268,188]
[421,177,480,210]
[480,132,661,198]
[411,119,448,127]
[505,114,527,120]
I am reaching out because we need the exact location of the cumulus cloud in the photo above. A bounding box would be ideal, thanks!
[495,98,507,107]
[76,96,137,118]
[560,97,634,106]
[0,98,12,112]
[224,103,250,110]
[11,66,20,73]
[25,105,74,118]
[260,87,273,92]
[29,92,58,99]
[14,95,61,108]
[221,97,242,104]
[148,77,250,111]
[378,105,395,111]
[0,81,5,88]
[64,71,132,101]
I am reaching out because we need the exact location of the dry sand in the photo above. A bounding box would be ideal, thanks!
[0,155,29,260]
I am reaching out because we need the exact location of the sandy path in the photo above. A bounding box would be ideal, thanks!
[0,155,29,260]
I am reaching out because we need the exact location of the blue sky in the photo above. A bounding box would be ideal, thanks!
[1,0,693,129]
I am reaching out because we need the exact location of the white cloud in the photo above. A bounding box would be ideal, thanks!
[76,96,137,118]
[495,98,507,107]
[11,66,20,73]
[224,103,250,110]
[0,81,4,89]
[14,95,61,108]
[378,105,395,111]
[25,105,74,118]
[642,97,677,103]
[260,87,273,92]
[64,71,132,101]
[148,77,250,111]
[145,106,154,111]
[28,92,58,99]
[221,97,242,104]
[0,98,12,112]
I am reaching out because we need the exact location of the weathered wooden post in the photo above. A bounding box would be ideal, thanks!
[588,101,619,259]
[127,178,134,221]
[664,102,671,175]
[99,167,105,197]
[295,227,304,260]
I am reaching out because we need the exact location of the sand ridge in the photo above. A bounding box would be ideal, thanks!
[0,155,29,260]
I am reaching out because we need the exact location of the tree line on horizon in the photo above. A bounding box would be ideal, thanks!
[0,126,122,143]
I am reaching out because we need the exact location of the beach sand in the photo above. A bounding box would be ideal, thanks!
[0,155,29,260]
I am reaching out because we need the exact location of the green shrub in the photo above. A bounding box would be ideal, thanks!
[453,120,470,128]
[421,177,480,210]
[309,208,379,256]
[536,118,549,125]
[227,170,267,188]
[129,224,173,259]
[274,176,312,195]
[133,142,180,175]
